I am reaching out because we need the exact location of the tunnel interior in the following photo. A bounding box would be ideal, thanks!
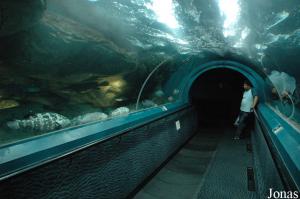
[135,68,263,199]
[190,68,247,127]
[0,1,299,197]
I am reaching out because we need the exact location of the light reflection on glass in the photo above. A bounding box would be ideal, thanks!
[233,27,250,48]
[266,11,289,30]
[145,0,180,29]
[217,0,241,38]
[154,31,189,46]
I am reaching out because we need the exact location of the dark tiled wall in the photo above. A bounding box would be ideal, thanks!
[252,120,284,198]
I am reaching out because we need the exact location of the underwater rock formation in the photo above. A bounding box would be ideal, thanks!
[42,12,129,56]
[54,74,129,108]
[3,10,136,74]
[22,73,131,108]
[0,0,46,37]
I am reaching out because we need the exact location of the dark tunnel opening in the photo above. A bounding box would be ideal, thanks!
[190,68,247,127]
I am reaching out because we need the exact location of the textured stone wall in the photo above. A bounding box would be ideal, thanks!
[0,108,198,199]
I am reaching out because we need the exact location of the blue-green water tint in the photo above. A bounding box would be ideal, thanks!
[0,0,299,145]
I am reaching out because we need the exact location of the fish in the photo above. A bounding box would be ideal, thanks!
[110,107,130,117]
[7,112,71,132]
[115,97,128,102]
[154,90,165,97]
[71,112,108,126]
[0,99,19,109]
[142,100,157,108]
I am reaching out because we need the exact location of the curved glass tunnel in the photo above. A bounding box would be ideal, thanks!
[0,0,299,198]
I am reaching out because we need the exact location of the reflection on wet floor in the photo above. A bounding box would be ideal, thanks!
[134,127,256,199]
[134,128,221,199]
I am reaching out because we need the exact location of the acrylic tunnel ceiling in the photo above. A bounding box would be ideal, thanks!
[1,0,300,73]
[0,0,299,144]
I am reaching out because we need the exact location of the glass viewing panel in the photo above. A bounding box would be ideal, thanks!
[0,0,179,146]
[264,68,300,128]
[0,0,300,145]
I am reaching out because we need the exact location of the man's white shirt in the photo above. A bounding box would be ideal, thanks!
[240,89,255,112]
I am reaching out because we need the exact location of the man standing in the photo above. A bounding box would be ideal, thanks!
[233,80,259,140]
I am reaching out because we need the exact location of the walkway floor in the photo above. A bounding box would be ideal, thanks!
[133,127,258,199]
